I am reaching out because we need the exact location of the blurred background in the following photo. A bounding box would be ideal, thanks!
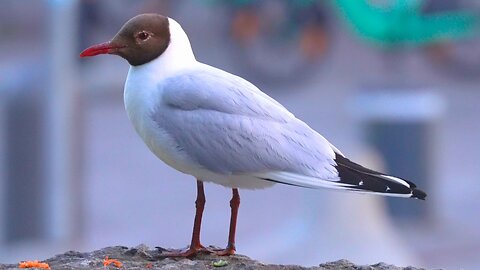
[1,0,480,268]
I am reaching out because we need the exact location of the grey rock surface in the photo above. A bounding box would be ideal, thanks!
[0,245,425,270]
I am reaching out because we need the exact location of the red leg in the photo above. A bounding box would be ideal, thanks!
[189,180,206,250]
[161,180,207,257]
[215,188,240,256]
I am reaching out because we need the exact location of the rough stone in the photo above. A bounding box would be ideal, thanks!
[0,246,426,270]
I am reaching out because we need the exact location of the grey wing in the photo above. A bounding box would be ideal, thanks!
[161,67,294,122]
[153,68,340,184]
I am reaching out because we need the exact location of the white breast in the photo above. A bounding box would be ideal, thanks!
[124,68,200,176]
[124,68,168,158]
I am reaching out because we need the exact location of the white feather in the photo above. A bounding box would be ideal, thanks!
[378,174,411,188]
[252,171,353,190]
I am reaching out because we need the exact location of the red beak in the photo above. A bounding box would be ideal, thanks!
[80,41,124,57]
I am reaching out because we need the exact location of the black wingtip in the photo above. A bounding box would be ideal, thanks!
[412,188,427,200]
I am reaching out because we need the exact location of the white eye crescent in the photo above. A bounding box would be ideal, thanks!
[137,31,150,41]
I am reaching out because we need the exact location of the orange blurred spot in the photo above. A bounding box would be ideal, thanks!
[146,263,153,268]
[18,260,50,269]
[103,256,123,268]
[232,9,260,44]
[299,24,328,59]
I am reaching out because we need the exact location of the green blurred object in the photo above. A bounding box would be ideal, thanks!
[335,0,479,46]
[212,259,229,267]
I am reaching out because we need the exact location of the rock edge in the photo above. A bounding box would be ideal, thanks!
[0,245,425,270]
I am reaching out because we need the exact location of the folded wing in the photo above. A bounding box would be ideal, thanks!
[155,66,338,180]
[154,65,426,199]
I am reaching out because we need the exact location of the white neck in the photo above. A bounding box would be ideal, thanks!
[128,17,197,80]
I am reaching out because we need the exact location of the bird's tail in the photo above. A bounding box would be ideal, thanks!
[333,153,427,200]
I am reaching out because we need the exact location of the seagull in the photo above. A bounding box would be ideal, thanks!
[80,13,426,257]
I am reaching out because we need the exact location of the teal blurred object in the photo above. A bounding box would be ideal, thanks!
[335,0,479,46]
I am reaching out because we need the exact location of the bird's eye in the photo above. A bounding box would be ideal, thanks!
[137,31,150,41]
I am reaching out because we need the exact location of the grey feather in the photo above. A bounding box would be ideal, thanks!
[161,69,293,122]
[151,68,338,180]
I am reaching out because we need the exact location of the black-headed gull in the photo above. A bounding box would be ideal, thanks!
[80,14,426,257]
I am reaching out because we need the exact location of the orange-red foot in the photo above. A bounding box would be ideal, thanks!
[212,245,236,256]
[159,245,210,258]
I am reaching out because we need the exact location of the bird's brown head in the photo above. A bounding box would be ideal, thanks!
[80,13,171,66]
